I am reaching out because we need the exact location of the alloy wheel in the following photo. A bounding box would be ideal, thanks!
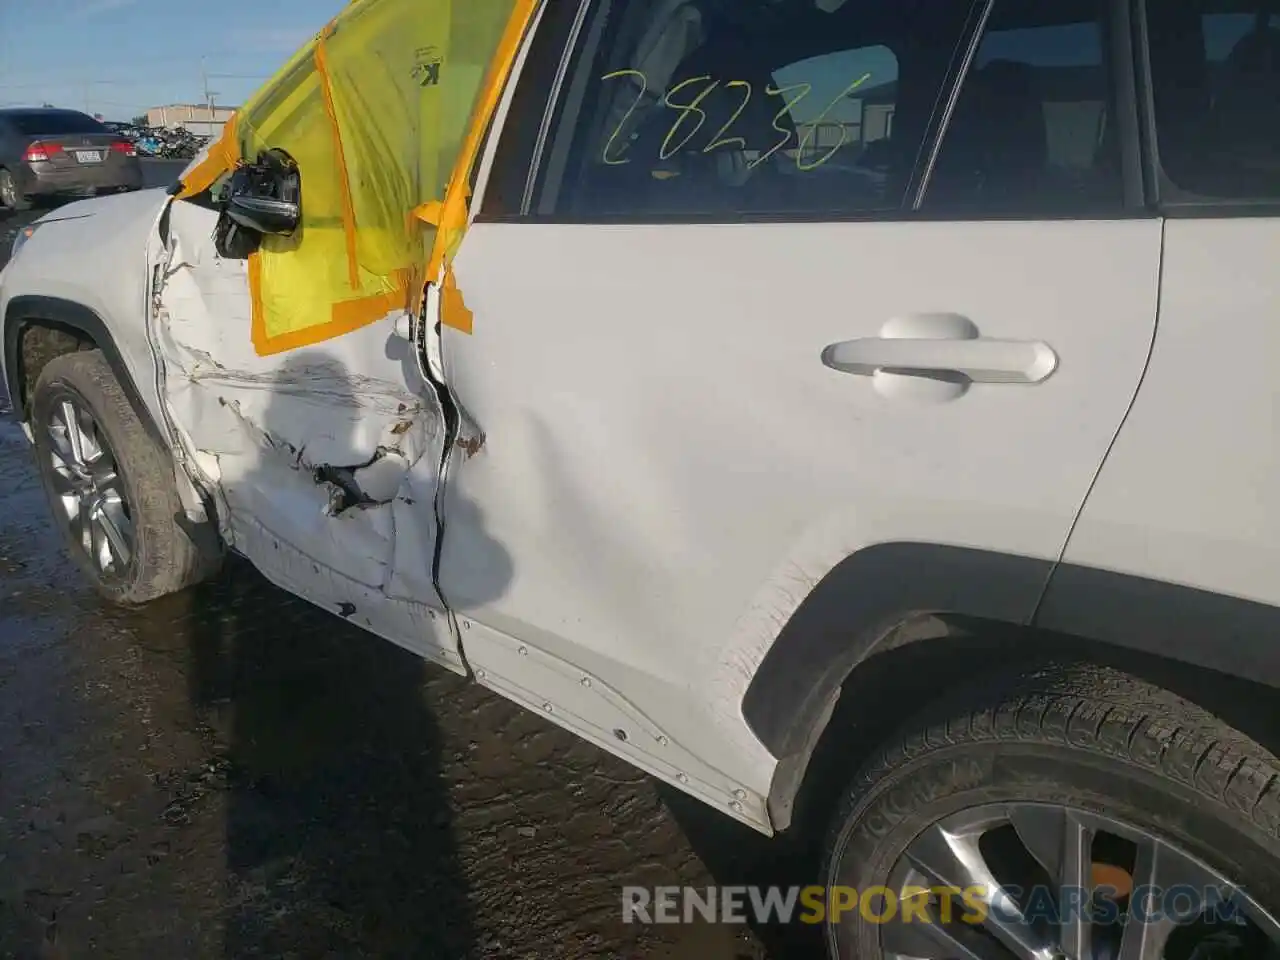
[45,396,135,577]
[0,171,16,209]
[834,802,1280,960]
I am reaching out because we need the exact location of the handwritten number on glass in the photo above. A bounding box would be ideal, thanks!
[660,76,719,159]
[704,80,753,153]
[748,82,812,169]
[796,72,872,171]
[600,69,649,165]
[600,69,871,171]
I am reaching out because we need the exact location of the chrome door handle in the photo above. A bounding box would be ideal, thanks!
[821,336,1058,384]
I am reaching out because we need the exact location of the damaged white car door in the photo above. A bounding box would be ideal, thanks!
[433,0,1163,830]
[150,195,461,672]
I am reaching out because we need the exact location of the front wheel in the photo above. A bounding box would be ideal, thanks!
[823,662,1280,960]
[30,350,222,605]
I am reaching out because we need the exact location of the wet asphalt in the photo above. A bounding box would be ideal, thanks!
[0,164,822,959]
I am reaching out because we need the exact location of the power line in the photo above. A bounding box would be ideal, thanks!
[0,55,274,89]
[83,98,153,107]
[5,50,272,75]
[0,51,271,118]
[0,79,161,90]
[0,73,269,90]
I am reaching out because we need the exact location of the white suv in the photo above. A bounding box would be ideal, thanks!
[4,0,1280,957]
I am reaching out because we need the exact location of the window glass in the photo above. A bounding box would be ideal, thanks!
[534,0,972,218]
[924,0,1121,213]
[1148,2,1280,201]
[8,111,109,137]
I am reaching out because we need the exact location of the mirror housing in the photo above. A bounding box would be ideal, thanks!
[223,148,301,238]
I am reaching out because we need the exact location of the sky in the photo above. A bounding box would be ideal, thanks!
[0,0,345,120]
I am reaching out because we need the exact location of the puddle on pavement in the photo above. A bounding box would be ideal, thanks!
[0,415,820,958]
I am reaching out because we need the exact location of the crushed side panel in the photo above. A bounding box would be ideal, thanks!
[153,201,448,600]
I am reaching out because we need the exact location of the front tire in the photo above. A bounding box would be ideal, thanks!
[823,662,1280,960]
[30,350,221,605]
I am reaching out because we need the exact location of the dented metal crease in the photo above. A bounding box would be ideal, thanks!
[148,199,450,604]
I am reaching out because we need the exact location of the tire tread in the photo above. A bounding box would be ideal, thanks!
[843,662,1280,842]
[31,349,220,605]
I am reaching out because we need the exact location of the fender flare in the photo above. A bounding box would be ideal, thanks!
[3,294,165,446]
[742,543,1053,828]
[744,542,1280,830]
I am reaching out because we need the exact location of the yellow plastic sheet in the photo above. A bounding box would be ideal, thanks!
[174,0,538,356]
[412,0,539,336]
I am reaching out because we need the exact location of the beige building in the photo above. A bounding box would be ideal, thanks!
[146,103,238,136]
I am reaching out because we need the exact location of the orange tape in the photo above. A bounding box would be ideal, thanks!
[412,199,444,227]
[330,286,409,329]
[440,267,474,335]
[426,0,540,335]
[315,36,361,291]
[248,251,269,352]
[175,112,241,200]
[252,283,411,357]
[250,259,412,357]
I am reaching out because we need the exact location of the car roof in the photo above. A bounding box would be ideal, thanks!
[0,107,96,120]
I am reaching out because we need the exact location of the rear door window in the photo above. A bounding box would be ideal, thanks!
[1147,1,1280,201]
[923,0,1123,214]
[531,0,974,219]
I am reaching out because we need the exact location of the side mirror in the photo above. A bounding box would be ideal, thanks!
[223,148,301,237]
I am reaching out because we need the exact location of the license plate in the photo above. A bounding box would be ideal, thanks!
[75,150,102,163]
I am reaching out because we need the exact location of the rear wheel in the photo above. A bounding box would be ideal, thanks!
[30,350,221,605]
[823,662,1280,960]
[0,168,30,211]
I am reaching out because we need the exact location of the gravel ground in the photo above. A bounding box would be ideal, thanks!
[0,165,822,959]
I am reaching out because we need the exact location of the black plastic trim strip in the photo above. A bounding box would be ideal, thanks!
[742,544,1052,761]
[481,0,591,220]
[1109,0,1150,208]
[1035,564,1280,691]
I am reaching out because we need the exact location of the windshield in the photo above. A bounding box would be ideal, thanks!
[7,111,109,136]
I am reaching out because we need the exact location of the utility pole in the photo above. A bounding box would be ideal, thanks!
[200,56,220,130]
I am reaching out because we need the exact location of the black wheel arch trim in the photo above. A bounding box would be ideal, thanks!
[3,294,166,447]
[743,543,1053,830]
[745,542,1280,831]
